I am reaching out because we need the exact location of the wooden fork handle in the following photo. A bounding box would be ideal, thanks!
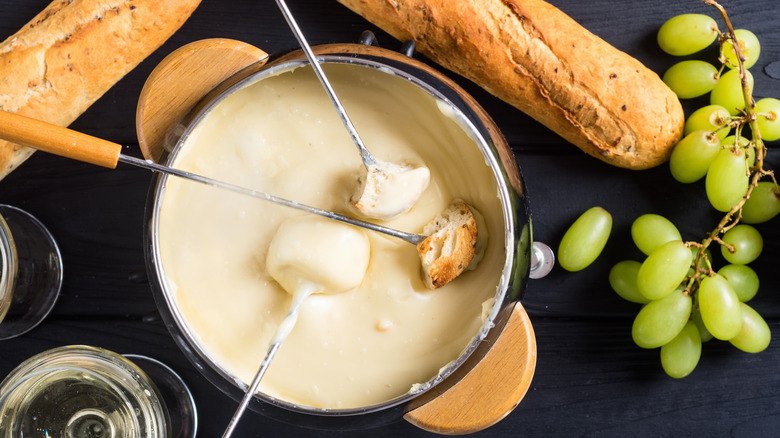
[0,111,122,168]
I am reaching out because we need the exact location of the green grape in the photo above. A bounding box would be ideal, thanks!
[692,307,714,342]
[663,61,718,99]
[721,135,754,167]
[637,240,691,300]
[721,29,761,70]
[755,97,780,142]
[705,147,749,212]
[661,321,702,378]
[658,14,719,56]
[729,302,771,353]
[699,274,743,340]
[669,130,721,183]
[684,105,731,140]
[718,264,759,302]
[711,68,754,116]
[558,207,612,272]
[609,260,649,304]
[632,288,692,349]
[631,214,682,255]
[721,224,763,264]
[742,181,780,224]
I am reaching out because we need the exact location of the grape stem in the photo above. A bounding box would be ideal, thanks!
[711,235,734,254]
[683,242,710,297]
[691,1,774,279]
[703,0,766,161]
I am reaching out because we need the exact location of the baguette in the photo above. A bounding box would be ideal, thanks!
[0,0,200,179]
[336,0,685,170]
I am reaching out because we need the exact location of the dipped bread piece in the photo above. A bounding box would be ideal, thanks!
[418,200,479,289]
[336,0,685,169]
[350,158,431,220]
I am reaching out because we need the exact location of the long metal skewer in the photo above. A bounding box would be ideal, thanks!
[219,1,401,434]
[119,155,425,245]
[220,288,309,438]
[0,109,423,245]
[273,0,378,168]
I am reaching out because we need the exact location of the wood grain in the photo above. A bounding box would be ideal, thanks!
[404,303,536,434]
[135,39,268,163]
[0,111,122,168]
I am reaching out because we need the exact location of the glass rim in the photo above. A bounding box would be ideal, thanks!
[0,213,16,323]
[0,345,170,437]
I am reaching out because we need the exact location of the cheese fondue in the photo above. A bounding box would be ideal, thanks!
[158,63,505,409]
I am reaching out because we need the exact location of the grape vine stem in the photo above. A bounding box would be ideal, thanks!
[691,1,773,280]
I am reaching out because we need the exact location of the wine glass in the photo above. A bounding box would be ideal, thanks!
[123,353,199,438]
[0,204,63,339]
[0,345,198,438]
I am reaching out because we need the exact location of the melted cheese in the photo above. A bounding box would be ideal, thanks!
[158,63,505,409]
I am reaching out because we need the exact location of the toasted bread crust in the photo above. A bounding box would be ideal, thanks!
[0,0,200,178]
[417,201,478,289]
[336,0,685,169]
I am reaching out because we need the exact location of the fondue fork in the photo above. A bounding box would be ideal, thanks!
[0,112,484,286]
[222,287,311,438]
[0,110,427,246]
[0,110,480,435]
[273,0,377,168]
[273,0,431,222]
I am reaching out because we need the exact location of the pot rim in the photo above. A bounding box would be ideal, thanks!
[145,48,527,420]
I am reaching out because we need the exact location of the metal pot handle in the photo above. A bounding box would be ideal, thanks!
[529,241,554,279]
[359,30,417,58]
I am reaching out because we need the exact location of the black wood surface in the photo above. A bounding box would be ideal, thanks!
[2,0,780,436]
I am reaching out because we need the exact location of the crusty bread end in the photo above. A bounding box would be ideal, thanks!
[0,0,200,179]
[336,0,685,170]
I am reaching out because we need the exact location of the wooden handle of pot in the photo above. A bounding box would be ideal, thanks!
[136,38,269,163]
[404,302,537,435]
[0,110,122,168]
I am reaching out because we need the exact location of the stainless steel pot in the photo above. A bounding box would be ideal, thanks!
[144,35,533,430]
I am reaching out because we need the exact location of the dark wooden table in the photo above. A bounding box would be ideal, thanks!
[2,0,779,436]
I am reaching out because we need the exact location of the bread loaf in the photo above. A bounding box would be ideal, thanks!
[0,0,200,179]
[336,0,685,170]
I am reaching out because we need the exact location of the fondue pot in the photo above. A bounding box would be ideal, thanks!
[142,34,541,433]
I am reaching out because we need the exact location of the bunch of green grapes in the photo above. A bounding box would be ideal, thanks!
[610,215,767,378]
[659,13,780,201]
[609,5,778,379]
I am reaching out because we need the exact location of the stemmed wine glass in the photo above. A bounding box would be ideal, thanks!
[0,205,198,436]
[0,345,198,438]
[0,204,62,339]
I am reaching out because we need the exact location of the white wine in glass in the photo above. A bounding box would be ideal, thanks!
[0,345,176,437]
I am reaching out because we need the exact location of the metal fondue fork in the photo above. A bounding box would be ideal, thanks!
[0,106,430,248]
[275,0,379,168]
[0,107,431,438]
[220,1,391,435]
